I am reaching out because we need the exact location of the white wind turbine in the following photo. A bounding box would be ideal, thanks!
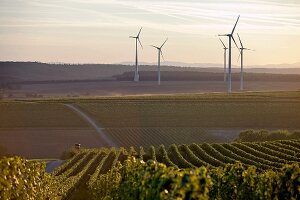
[151,38,168,85]
[237,33,253,90]
[129,27,143,82]
[219,15,240,93]
[219,38,228,82]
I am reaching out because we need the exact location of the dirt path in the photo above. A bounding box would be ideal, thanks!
[64,104,116,146]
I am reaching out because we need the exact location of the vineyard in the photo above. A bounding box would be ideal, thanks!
[104,128,228,147]
[73,91,300,147]
[76,99,300,129]
[48,139,300,199]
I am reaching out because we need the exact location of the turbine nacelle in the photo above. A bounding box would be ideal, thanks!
[218,34,231,37]
[129,27,143,49]
[151,38,168,61]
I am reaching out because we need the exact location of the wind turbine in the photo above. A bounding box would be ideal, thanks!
[151,38,168,85]
[129,27,143,82]
[219,15,240,93]
[237,33,252,91]
[219,38,228,82]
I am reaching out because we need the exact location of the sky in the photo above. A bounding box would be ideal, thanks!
[0,0,300,66]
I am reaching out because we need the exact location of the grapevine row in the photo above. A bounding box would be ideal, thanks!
[189,143,224,167]
[178,144,210,167]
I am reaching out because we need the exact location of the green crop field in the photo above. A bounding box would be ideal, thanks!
[47,139,300,199]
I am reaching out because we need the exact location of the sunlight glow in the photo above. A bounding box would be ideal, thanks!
[0,0,299,66]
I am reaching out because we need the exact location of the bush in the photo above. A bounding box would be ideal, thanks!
[290,131,300,139]
[236,130,269,142]
[0,156,56,200]
[268,130,289,141]
[235,130,299,142]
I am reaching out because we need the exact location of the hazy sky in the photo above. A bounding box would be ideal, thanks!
[0,0,300,66]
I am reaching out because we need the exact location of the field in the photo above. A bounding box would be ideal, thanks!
[0,91,300,158]
[0,102,101,158]
[77,95,300,129]
[0,102,88,128]
[50,139,300,199]
[3,80,300,98]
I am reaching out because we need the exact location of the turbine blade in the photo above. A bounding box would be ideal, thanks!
[237,33,243,48]
[129,36,136,38]
[219,38,226,48]
[160,38,168,48]
[137,27,142,37]
[232,36,240,50]
[237,50,241,62]
[150,45,159,49]
[160,50,165,61]
[218,34,228,36]
[231,15,240,35]
[138,38,143,49]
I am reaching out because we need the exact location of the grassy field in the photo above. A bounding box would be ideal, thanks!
[0,91,300,157]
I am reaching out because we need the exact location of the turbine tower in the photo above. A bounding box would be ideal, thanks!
[237,33,252,91]
[151,38,168,85]
[129,27,143,82]
[219,38,228,82]
[219,15,240,93]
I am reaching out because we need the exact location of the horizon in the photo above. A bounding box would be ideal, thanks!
[1,60,300,69]
[1,0,300,66]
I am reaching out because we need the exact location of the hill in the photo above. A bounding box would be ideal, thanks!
[1,62,300,84]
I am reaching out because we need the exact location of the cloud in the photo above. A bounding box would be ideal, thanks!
[1,0,300,35]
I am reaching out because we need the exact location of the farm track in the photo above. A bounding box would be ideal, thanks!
[64,104,116,146]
